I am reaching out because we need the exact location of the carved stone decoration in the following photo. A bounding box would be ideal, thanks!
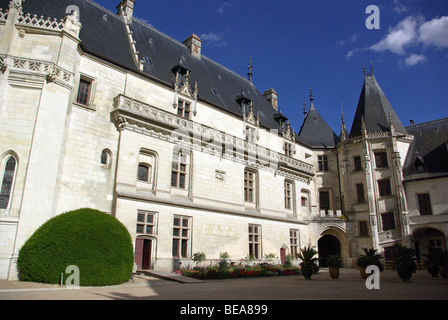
[63,9,82,37]
[0,57,7,73]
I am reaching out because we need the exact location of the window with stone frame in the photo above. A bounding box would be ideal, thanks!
[284,142,293,157]
[377,178,391,197]
[284,180,293,210]
[136,210,156,235]
[177,99,191,119]
[171,150,188,189]
[381,212,395,231]
[319,190,330,213]
[374,151,388,169]
[172,216,191,258]
[417,193,432,215]
[356,183,365,203]
[75,75,95,108]
[359,221,369,237]
[318,155,328,171]
[354,156,362,171]
[249,224,261,259]
[244,169,257,204]
[290,229,300,258]
[245,125,256,144]
[0,156,16,209]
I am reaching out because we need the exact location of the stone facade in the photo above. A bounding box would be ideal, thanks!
[0,0,446,280]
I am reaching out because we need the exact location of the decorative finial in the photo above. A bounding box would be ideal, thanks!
[247,57,253,83]
[341,101,345,125]
[363,64,366,77]
[309,87,315,109]
[370,60,374,75]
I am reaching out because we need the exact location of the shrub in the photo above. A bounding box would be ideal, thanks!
[17,208,134,287]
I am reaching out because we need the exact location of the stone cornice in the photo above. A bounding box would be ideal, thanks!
[112,94,315,182]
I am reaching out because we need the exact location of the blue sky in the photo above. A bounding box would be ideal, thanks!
[96,0,448,134]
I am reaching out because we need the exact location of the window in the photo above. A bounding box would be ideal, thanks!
[301,189,310,210]
[374,152,388,169]
[284,181,293,210]
[76,79,91,105]
[318,155,328,171]
[244,169,256,203]
[136,210,156,235]
[381,212,395,231]
[100,149,112,167]
[356,183,365,203]
[359,221,369,237]
[172,216,191,258]
[0,157,16,209]
[290,229,300,258]
[285,142,293,157]
[319,190,330,213]
[171,150,188,189]
[177,100,191,119]
[417,193,432,215]
[138,164,151,182]
[245,126,256,144]
[378,179,391,197]
[354,156,362,171]
[248,224,261,259]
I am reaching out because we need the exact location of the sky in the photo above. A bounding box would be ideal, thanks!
[95,0,448,135]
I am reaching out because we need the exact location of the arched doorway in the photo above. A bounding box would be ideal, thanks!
[413,228,446,260]
[318,235,341,267]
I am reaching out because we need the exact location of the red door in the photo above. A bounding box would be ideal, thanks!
[135,239,152,270]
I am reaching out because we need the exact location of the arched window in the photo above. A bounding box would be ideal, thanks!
[0,157,17,209]
[100,149,112,167]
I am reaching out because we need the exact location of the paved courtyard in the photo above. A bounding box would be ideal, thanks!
[0,268,447,301]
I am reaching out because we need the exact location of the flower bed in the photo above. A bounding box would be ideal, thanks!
[173,264,301,280]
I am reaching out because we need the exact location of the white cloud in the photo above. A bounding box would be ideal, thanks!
[393,0,408,15]
[404,54,426,66]
[199,32,227,47]
[419,16,448,49]
[215,3,233,16]
[370,16,418,55]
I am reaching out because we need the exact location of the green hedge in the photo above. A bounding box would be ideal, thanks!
[17,208,134,287]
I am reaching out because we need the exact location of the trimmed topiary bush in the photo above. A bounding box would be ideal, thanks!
[17,208,134,287]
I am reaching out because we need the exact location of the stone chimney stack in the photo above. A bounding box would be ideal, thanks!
[183,34,202,58]
[263,88,278,111]
[117,0,135,22]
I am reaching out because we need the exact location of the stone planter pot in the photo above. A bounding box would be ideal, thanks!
[329,267,339,280]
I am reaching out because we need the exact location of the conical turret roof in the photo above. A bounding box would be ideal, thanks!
[349,73,406,138]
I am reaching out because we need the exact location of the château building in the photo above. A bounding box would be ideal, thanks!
[0,0,447,280]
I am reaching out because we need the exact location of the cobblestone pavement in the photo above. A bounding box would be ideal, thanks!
[0,269,447,301]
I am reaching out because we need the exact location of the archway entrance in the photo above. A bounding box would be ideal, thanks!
[413,228,446,260]
[318,235,341,267]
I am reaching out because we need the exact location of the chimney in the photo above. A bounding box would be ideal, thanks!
[263,89,278,111]
[183,34,202,58]
[117,0,135,22]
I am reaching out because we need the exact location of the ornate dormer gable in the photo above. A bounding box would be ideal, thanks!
[282,121,295,142]
[172,66,198,116]
[245,101,260,127]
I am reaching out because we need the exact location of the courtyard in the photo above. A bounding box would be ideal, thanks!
[1,268,447,301]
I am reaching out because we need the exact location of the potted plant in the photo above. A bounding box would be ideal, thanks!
[297,246,318,280]
[392,244,417,282]
[356,248,384,280]
[439,250,448,280]
[327,254,342,280]
[423,247,441,278]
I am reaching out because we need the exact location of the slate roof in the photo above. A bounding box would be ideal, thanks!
[3,0,283,131]
[403,118,448,181]
[349,73,406,138]
[297,102,339,149]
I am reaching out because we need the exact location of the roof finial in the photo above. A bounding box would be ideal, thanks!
[370,60,374,75]
[309,86,315,110]
[341,101,345,126]
[363,64,366,77]
[247,57,253,83]
[340,101,347,141]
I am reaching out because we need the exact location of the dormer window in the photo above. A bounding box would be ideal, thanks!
[414,156,425,173]
[177,99,191,119]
